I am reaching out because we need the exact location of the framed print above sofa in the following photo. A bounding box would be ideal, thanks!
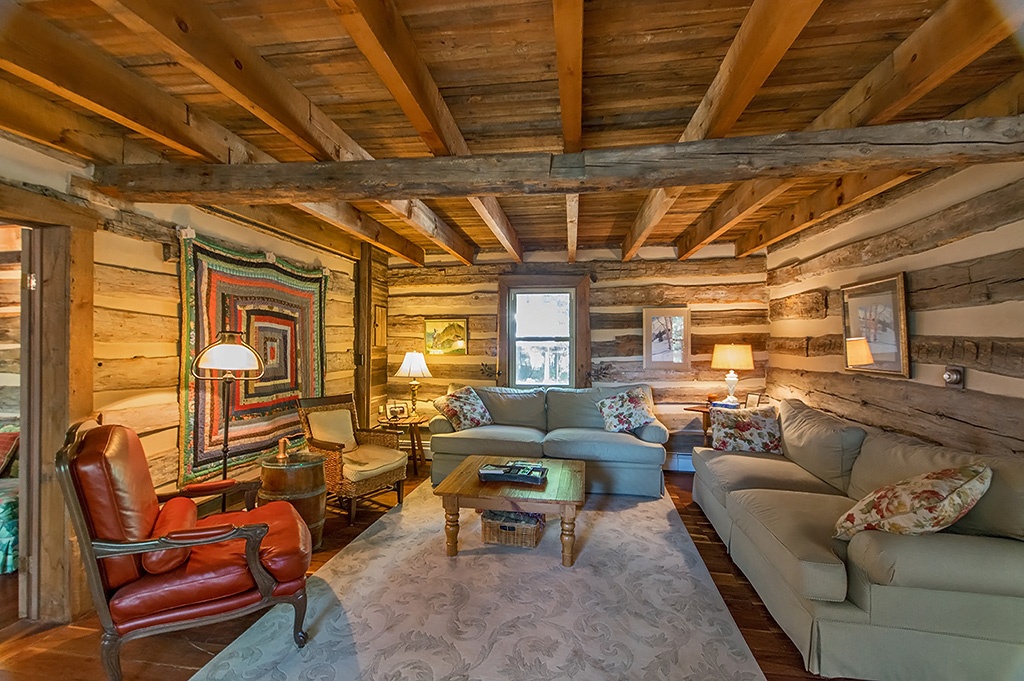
[841,273,909,377]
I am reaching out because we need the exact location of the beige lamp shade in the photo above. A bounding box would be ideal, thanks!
[191,330,265,379]
[711,344,754,371]
[394,351,432,378]
[846,337,875,366]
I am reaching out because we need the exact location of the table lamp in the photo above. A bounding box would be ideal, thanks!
[845,337,874,367]
[191,329,265,510]
[710,343,754,406]
[395,351,432,415]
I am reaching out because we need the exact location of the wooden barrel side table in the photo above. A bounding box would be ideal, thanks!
[258,452,327,549]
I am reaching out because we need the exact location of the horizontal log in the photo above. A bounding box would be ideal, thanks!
[389,336,498,357]
[907,247,1024,311]
[591,282,766,307]
[0,348,19,374]
[769,289,830,321]
[94,116,1024,202]
[95,263,179,302]
[593,359,768,383]
[388,314,497,337]
[388,292,498,316]
[768,334,845,357]
[95,356,179,391]
[94,308,179,344]
[100,400,180,436]
[766,367,1024,456]
[0,386,16,412]
[910,336,1024,378]
[767,176,1024,286]
[591,332,767,358]
[589,309,769,330]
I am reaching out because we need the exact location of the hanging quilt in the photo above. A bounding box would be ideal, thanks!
[179,236,327,484]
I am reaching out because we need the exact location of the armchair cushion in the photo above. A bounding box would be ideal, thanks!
[305,408,358,452]
[341,444,407,482]
[108,501,311,625]
[141,496,197,574]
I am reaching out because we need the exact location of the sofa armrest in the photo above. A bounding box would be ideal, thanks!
[848,530,1024,598]
[635,418,669,444]
[428,415,455,434]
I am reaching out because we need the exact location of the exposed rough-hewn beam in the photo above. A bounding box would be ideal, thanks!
[93,115,1024,203]
[735,70,1024,257]
[327,0,522,262]
[676,0,1024,260]
[93,0,473,265]
[552,0,584,261]
[619,0,823,261]
[0,180,102,230]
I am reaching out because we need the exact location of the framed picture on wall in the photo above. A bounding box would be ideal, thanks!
[425,318,468,355]
[642,307,690,370]
[841,274,909,377]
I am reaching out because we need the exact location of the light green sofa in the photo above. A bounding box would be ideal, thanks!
[693,398,1024,681]
[428,385,669,497]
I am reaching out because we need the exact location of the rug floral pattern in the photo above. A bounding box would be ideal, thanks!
[194,484,765,681]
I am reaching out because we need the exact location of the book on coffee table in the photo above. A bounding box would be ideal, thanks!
[478,461,548,485]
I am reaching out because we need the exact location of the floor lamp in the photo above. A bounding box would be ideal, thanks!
[191,330,265,511]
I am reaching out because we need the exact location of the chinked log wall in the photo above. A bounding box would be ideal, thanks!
[0,227,19,428]
[766,167,1024,456]
[387,258,769,464]
[93,219,360,486]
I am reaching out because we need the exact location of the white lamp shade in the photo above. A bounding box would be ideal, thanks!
[192,330,265,379]
[711,344,754,371]
[846,337,875,366]
[395,351,432,378]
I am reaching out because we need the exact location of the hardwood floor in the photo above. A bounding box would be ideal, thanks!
[0,574,17,630]
[0,467,826,680]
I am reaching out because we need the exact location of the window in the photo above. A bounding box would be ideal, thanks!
[497,275,591,388]
[510,290,573,387]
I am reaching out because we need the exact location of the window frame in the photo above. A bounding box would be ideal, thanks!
[497,275,591,388]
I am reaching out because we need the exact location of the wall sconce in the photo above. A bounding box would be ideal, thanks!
[943,365,965,390]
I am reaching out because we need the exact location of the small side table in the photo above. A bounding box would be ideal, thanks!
[684,405,712,447]
[378,414,429,475]
[258,452,327,549]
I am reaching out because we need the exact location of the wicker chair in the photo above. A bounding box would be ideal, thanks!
[296,393,407,523]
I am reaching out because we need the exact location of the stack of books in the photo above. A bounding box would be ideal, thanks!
[478,461,548,485]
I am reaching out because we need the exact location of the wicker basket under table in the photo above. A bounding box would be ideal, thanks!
[481,510,545,548]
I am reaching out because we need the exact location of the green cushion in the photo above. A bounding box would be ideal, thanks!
[542,428,666,464]
[692,447,841,508]
[545,384,654,431]
[429,425,545,457]
[474,387,547,430]
[780,399,866,492]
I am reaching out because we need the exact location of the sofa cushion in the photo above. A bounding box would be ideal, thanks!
[474,387,547,430]
[546,384,655,431]
[728,489,856,602]
[597,387,656,433]
[835,464,992,540]
[780,399,866,492]
[692,447,841,508]
[710,405,781,453]
[429,425,545,457]
[848,530,1024,598]
[433,386,492,431]
[849,430,1024,541]
[543,428,665,464]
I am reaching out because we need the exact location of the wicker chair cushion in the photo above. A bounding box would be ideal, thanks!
[342,444,407,482]
[306,409,358,452]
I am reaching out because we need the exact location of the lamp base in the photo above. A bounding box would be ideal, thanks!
[409,379,420,415]
[723,369,739,406]
[720,395,740,406]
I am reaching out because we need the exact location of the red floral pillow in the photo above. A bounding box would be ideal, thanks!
[433,386,493,431]
[597,388,656,433]
[711,405,781,453]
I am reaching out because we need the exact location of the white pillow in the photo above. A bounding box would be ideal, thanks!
[306,408,358,452]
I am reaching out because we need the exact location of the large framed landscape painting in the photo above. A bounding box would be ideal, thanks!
[178,236,328,483]
[841,273,909,377]
[425,318,468,355]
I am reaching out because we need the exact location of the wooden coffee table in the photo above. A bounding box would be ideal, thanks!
[433,456,585,567]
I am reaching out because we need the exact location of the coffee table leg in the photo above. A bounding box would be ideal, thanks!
[560,505,577,567]
[442,497,460,556]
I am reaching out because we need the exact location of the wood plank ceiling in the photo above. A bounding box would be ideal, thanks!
[0,0,1022,265]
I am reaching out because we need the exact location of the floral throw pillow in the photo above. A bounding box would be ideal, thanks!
[834,464,992,540]
[433,386,493,431]
[711,405,781,453]
[597,388,656,433]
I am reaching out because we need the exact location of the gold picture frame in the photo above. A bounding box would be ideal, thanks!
[841,273,909,377]
[425,318,468,355]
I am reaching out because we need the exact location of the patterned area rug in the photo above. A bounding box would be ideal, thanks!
[193,483,765,681]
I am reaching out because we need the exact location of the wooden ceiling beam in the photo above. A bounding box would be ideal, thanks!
[0,0,422,264]
[93,115,1024,203]
[734,70,1024,257]
[327,0,523,262]
[620,0,823,261]
[552,0,584,262]
[677,0,1024,260]
[93,0,474,265]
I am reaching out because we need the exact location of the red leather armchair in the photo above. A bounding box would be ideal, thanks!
[56,421,312,681]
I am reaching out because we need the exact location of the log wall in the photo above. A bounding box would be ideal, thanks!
[0,227,20,428]
[387,257,769,466]
[92,215,360,487]
[766,163,1024,456]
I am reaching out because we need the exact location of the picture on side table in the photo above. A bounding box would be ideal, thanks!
[841,273,909,377]
[425,318,468,355]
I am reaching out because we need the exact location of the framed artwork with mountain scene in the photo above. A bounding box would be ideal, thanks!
[425,318,468,355]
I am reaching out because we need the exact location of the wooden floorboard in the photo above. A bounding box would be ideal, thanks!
[0,467,828,680]
[0,573,17,630]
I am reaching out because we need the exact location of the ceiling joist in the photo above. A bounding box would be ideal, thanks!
[92,115,1024,203]
[675,0,1024,260]
[552,0,584,262]
[327,0,523,262]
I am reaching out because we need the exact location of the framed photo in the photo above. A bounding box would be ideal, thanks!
[744,393,764,409]
[387,402,409,420]
[841,273,909,377]
[642,307,690,370]
[425,318,468,355]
